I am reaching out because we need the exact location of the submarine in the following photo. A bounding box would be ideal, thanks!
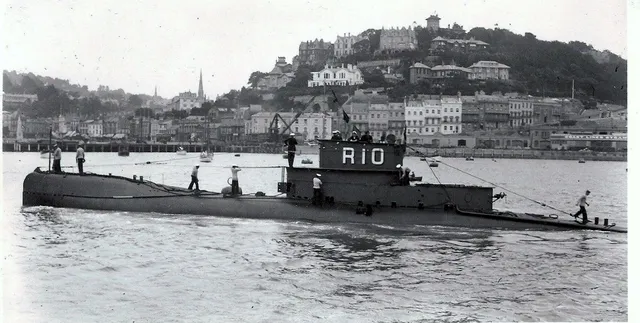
[22,140,625,233]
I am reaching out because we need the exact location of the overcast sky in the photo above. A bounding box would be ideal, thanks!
[1,0,629,99]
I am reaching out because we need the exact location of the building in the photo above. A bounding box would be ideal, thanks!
[248,112,295,134]
[426,14,441,31]
[290,112,333,141]
[341,92,390,134]
[368,103,390,141]
[308,64,364,87]
[409,63,432,84]
[357,59,402,69]
[2,93,38,110]
[508,98,534,127]
[440,97,462,134]
[257,57,295,91]
[430,36,489,51]
[530,123,627,150]
[172,91,202,110]
[293,39,334,70]
[461,93,510,130]
[533,100,563,124]
[404,99,435,136]
[430,63,472,79]
[379,26,417,52]
[217,117,245,142]
[387,102,405,140]
[468,61,510,80]
[86,120,104,137]
[334,33,367,57]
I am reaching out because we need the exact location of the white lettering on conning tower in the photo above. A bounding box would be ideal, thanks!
[372,148,384,165]
[343,147,355,164]
[341,147,385,165]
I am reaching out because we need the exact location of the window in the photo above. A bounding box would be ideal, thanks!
[456,108,459,112]
[444,126,447,130]
[444,108,448,112]
[371,114,375,118]
[295,127,299,132]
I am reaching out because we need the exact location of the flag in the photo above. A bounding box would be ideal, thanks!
[352,125,361,135]
[342,109,350,123]
[403,125,407,144]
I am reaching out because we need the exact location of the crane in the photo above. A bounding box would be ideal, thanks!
[268,94,320,143]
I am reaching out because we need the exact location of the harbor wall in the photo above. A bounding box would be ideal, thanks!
[2,140,626,161]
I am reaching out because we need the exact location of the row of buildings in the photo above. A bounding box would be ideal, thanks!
[5,90,627,151]
[409,60,510,83]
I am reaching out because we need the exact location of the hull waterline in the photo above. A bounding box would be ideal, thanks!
[22,170,626,233]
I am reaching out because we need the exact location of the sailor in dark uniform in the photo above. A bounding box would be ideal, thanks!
[359,131,373,143]
[347,131,359,142]
[283,133,298,167]
[331,130,343,141]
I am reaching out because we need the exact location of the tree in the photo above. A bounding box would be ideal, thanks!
[3,73,15,92]
[128,94,143,107]
[247,71,267,89]
[287,65,312,88]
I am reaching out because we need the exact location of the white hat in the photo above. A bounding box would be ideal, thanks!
[316,173,321,177]
[332,130,338,133]
[196,164,200,167]
[290,133,295,136]
[232,164,237,167]
[396,164,402,168]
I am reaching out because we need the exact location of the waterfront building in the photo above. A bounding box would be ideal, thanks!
[368,103,390,141]
[387,102,405,139]
[508,98,534,127]
[440,97,462,134]
[291,112,333,141]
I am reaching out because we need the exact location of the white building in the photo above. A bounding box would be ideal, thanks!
[308,64,364,87]
[404,99,430,135]
[368,103,390,141]
[173,91,202,110]
[290,112,333,141]
[468,61,510,80]
[87,120,103,137]
[440,97,462,134]
[423,99,442,134]
[334,33,367,57]
[508,98,534,127]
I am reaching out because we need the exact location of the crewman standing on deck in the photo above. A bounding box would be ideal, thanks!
[231,164,242,196]
[312,173,323,206]
[188,164,200,190]
[573,190,591,224]
[53,143,62,173]
[76,144,85,175]
[284,133,298,167]
[396,164,411,186]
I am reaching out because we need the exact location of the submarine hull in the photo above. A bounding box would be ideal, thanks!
[22,170,626,233]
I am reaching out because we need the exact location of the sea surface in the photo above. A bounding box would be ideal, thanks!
[2,152,628,322]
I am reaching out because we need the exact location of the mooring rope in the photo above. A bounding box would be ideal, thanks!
[405,145,575,218]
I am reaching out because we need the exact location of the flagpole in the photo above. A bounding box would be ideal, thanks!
[48,126,52,172]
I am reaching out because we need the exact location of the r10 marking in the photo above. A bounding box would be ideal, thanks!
[342,147,385,165]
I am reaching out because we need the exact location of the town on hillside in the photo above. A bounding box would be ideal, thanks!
[2,14,627,156]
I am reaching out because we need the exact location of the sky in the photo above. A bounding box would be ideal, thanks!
[0,0,630,99]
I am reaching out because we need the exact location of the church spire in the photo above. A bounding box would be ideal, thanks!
[154,86,157,98]
[198,69,204,99]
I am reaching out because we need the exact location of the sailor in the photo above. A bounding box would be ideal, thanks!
[331,130,343,141]
[283,133,298,168]
[76,144,85,175]
[396,164,411,186]
[188,164,200,190]
[53,143,62,173]
[359,131,373,143]
[573,190,591,224]
[379,132,387,143]
[231,164,242,196]
[348,131,360,142]
[312,173,323,206]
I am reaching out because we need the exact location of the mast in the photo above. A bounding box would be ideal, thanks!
[48,126,52,171]
[571,79,575,100]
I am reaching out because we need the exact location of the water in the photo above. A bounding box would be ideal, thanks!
[2,152,628,322]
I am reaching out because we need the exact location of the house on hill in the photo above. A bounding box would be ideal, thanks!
[257,57,295,91]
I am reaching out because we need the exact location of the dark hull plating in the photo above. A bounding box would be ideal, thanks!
[22,170,626,233]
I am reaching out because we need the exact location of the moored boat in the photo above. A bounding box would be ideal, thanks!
[176,147,187,155]
[200,150,213,163]
[21,140,625,233]
[117,145,130,157]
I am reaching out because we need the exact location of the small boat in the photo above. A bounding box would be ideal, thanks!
[301,158,313,165]
[118,146,130,157]
[176,147,187,155]
[578,158,586,163]
[420,157,427,161]
[429,162,438,167]
[234,154,241,157]
[200,150,213,163]
[465,156,474,161]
